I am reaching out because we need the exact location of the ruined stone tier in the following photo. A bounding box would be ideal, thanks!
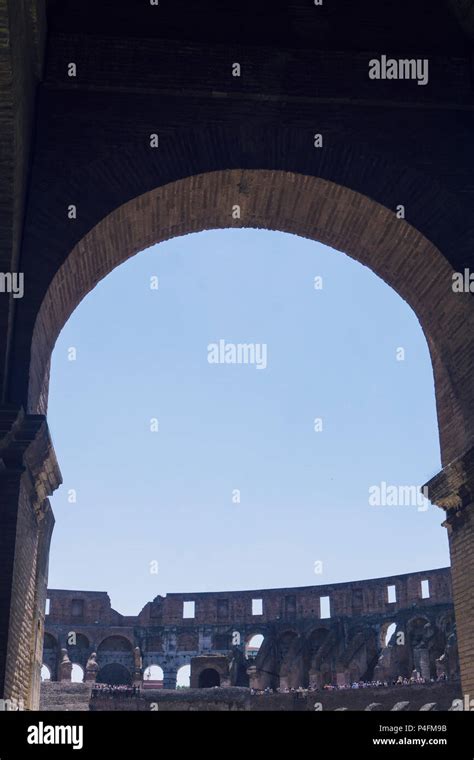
[45,567,452,628]
[43,568,456,689]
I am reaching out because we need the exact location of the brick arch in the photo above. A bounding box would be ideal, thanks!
[307,627,330,649]
[96,663,132,686]
[97,635,134,652]
[436,611,456,637]
[244,629,267,644]
[245,632,265,657]
[407,615,432,629]
[198,668,221,688]
[278,629,299,647]
[68,633,89,649]
[407,616,432,646]
[27,168,474,465]
[43,632,58,651]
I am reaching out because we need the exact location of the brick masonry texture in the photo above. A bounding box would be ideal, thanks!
[41,568,460,701]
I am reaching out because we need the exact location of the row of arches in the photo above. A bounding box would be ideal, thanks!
[244,614,458,690]
[41,616,454,690]
[41,663,85,683]
[41,662,193,688]
[43,633,133,653]
[40,631,267,689]
[43,631,266,661]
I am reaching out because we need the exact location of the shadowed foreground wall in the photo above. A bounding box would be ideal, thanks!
[86,682,461,712]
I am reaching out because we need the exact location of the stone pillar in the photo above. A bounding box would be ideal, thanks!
[132,646,143,687]
[424,447,474,698]
[0,408,61,709]
[278,675,289,691]
[247,665,258,689]
[414,649,430,681]
[163,668,177,690]
[308,669,322,689]
[336,670,350,687]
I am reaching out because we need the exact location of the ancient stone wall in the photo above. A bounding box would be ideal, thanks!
[2,0,474,707]
[43,568,458,693]
[86,682,461,713]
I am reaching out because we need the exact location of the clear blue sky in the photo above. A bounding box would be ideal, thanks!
[47,229,449,615]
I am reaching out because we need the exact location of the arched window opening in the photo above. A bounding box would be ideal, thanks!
[384,623,397,648]
[46,225,446,613]
[41,665,51,682]
[96,663,132,686]
[43,633,57,651]
[245,634,264,659]
[176,664,191,689]
[71,664,84,683]
[143,665,164,689]
[97,636,132,653]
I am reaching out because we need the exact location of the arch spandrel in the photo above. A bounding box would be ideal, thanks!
[28,169,474,465]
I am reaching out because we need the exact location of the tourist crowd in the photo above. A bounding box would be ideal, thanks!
[250,673,448,696]
[91,683,140,698]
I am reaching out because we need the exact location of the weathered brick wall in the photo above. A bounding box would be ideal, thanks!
[47,590,118,626]
[424,450,474,697]
[0,412,60,708]
[0,470,22,702]
[43,568,457,692]
[446,505,474,697]
[144,568,452,626]
[2,0,474,710]
[47,568,452,630]
[4,477,41,707]
[29,500,54,708]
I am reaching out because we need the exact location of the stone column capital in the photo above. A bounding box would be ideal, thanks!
[0,406,62,518]
[423,446,474,532]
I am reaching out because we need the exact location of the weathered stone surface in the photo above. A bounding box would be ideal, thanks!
[85,682,461,712]
[39,681,92,711]
[42,568,458,695]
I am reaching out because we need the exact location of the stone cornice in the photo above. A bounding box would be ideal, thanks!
[423,446,474,531]
[0,406,62,517]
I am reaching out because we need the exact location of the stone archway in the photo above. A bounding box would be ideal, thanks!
[198,668,220,688]
[2,169,474,707]
[96,663,132,687]
[28,169,474,470]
